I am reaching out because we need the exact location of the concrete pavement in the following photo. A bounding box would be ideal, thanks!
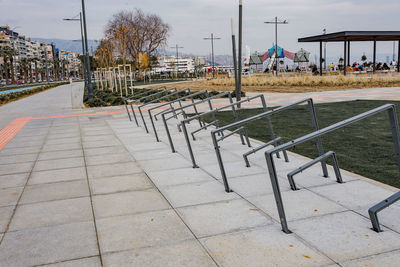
[0,83,399,266]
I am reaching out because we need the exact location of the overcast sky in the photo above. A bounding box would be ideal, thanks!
[1,0,399,62]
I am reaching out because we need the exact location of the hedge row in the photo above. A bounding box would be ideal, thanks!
[0,82,69,105]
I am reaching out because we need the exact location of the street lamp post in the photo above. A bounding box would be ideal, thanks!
[237,0,243,105]
[323,28,327,70]
[81,0,93,99]
[63,12,87,87]
[203,33,221,78]
[264,17,288,77]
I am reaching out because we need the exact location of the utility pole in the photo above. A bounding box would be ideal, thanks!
[170,44,183,78]
[81,0,93,99]
[203,33,221,78]
[264,17,288,77]
[323,28,327,70]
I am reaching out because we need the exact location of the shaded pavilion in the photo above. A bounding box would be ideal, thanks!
[298,31,400,75]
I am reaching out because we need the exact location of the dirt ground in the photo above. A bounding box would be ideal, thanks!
[146,79,400,93]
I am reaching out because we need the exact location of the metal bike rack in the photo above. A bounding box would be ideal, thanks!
[211,98,327,193]
[263,104,400,233]
[124,86,167,122]
[160,92,231,153]
[127,87,177,126]
[181,94,270,168]
[147,90,210,142]
[287,151,343,191]
[138,88,191,133]
[369,191,400,232]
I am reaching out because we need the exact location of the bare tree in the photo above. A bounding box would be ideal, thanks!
[104,9,170,79]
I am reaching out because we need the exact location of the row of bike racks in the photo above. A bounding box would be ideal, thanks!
[124,87,400,234]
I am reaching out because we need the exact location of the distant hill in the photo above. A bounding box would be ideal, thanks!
[31,38,99,54]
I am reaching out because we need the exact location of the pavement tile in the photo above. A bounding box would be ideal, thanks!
[81,134,116,142]
[33,157,85,172]
[82,139,121,149]
[84,146,126,156]
[0,153,37,165]
[85,152,134,166]
[177,199,273,238]
[201,225,333,266]
[9,197,93,231]
[0,173,29,189]
[202,161,266,180]
[0,146,41,156]
[87,162,142,179]
[47,133,80,140]
[45,137,81,145]
[291,211,400,262]
[20,180,89,204]
[341,250,400,266]
[38,149,84,161]
[161,180,239,208]
[93,189,170,218]
[42,256,101,267]
[0,162,34,176]
[4,139,44,149]
[89,173,152,195]
[96,210,194,253]
[147,167,214,187]
[42,142,82,152]
[0,206,14,233]
[29,167,86,185]
[0,187,23,207]
[228,173,292,197]
[103,240,215,267]
[0,221,98,266]
[248,190,347,222]
[138,155,192,172]
[310,180,396,210]
[126,141,169,152]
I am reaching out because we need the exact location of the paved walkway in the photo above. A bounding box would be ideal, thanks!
[0,84,399,266]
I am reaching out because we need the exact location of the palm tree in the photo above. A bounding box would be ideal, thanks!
[20,58,29,84]
[0,46,16,85]
[32,57,39,82]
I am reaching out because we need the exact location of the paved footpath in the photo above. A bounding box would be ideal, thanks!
[0,84,399,266]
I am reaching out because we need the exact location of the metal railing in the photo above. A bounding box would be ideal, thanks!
[127,87,177,126]
[211,98,328,193]
[138,88,191,133]
[181,94,272,168]
[124,86,167,122]
[147,90,210,142]
[263,104,400,233]
[369,191,400,232]
[160,92,232,153]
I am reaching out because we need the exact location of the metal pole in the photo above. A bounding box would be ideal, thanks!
[347,41,351,67]
[81,0,93,99]
[79,12,87,86]
[232,18,239,105]
[344,40,347,76]
[275,16,278,77]
[319,41,323,76]
[211,33,215,78]
[237,0,243,105]
[397,40,400,72]
[373,37,377,73]
[323,28,327,70]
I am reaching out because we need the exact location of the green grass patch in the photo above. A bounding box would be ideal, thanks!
[203,100,400,189]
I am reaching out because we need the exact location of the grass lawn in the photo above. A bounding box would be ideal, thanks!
[203,100,400,189]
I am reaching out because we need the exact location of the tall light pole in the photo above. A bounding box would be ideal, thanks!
[203,33,221,78]
[237,0,243,105]
[323,28,327,70]
[264,17,288,77]
[170,44,183,78]
[231,18,239,101]
[63,12,87,86]
[81,0,93,99]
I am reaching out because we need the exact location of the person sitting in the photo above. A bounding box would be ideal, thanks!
[383,63,390,70]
